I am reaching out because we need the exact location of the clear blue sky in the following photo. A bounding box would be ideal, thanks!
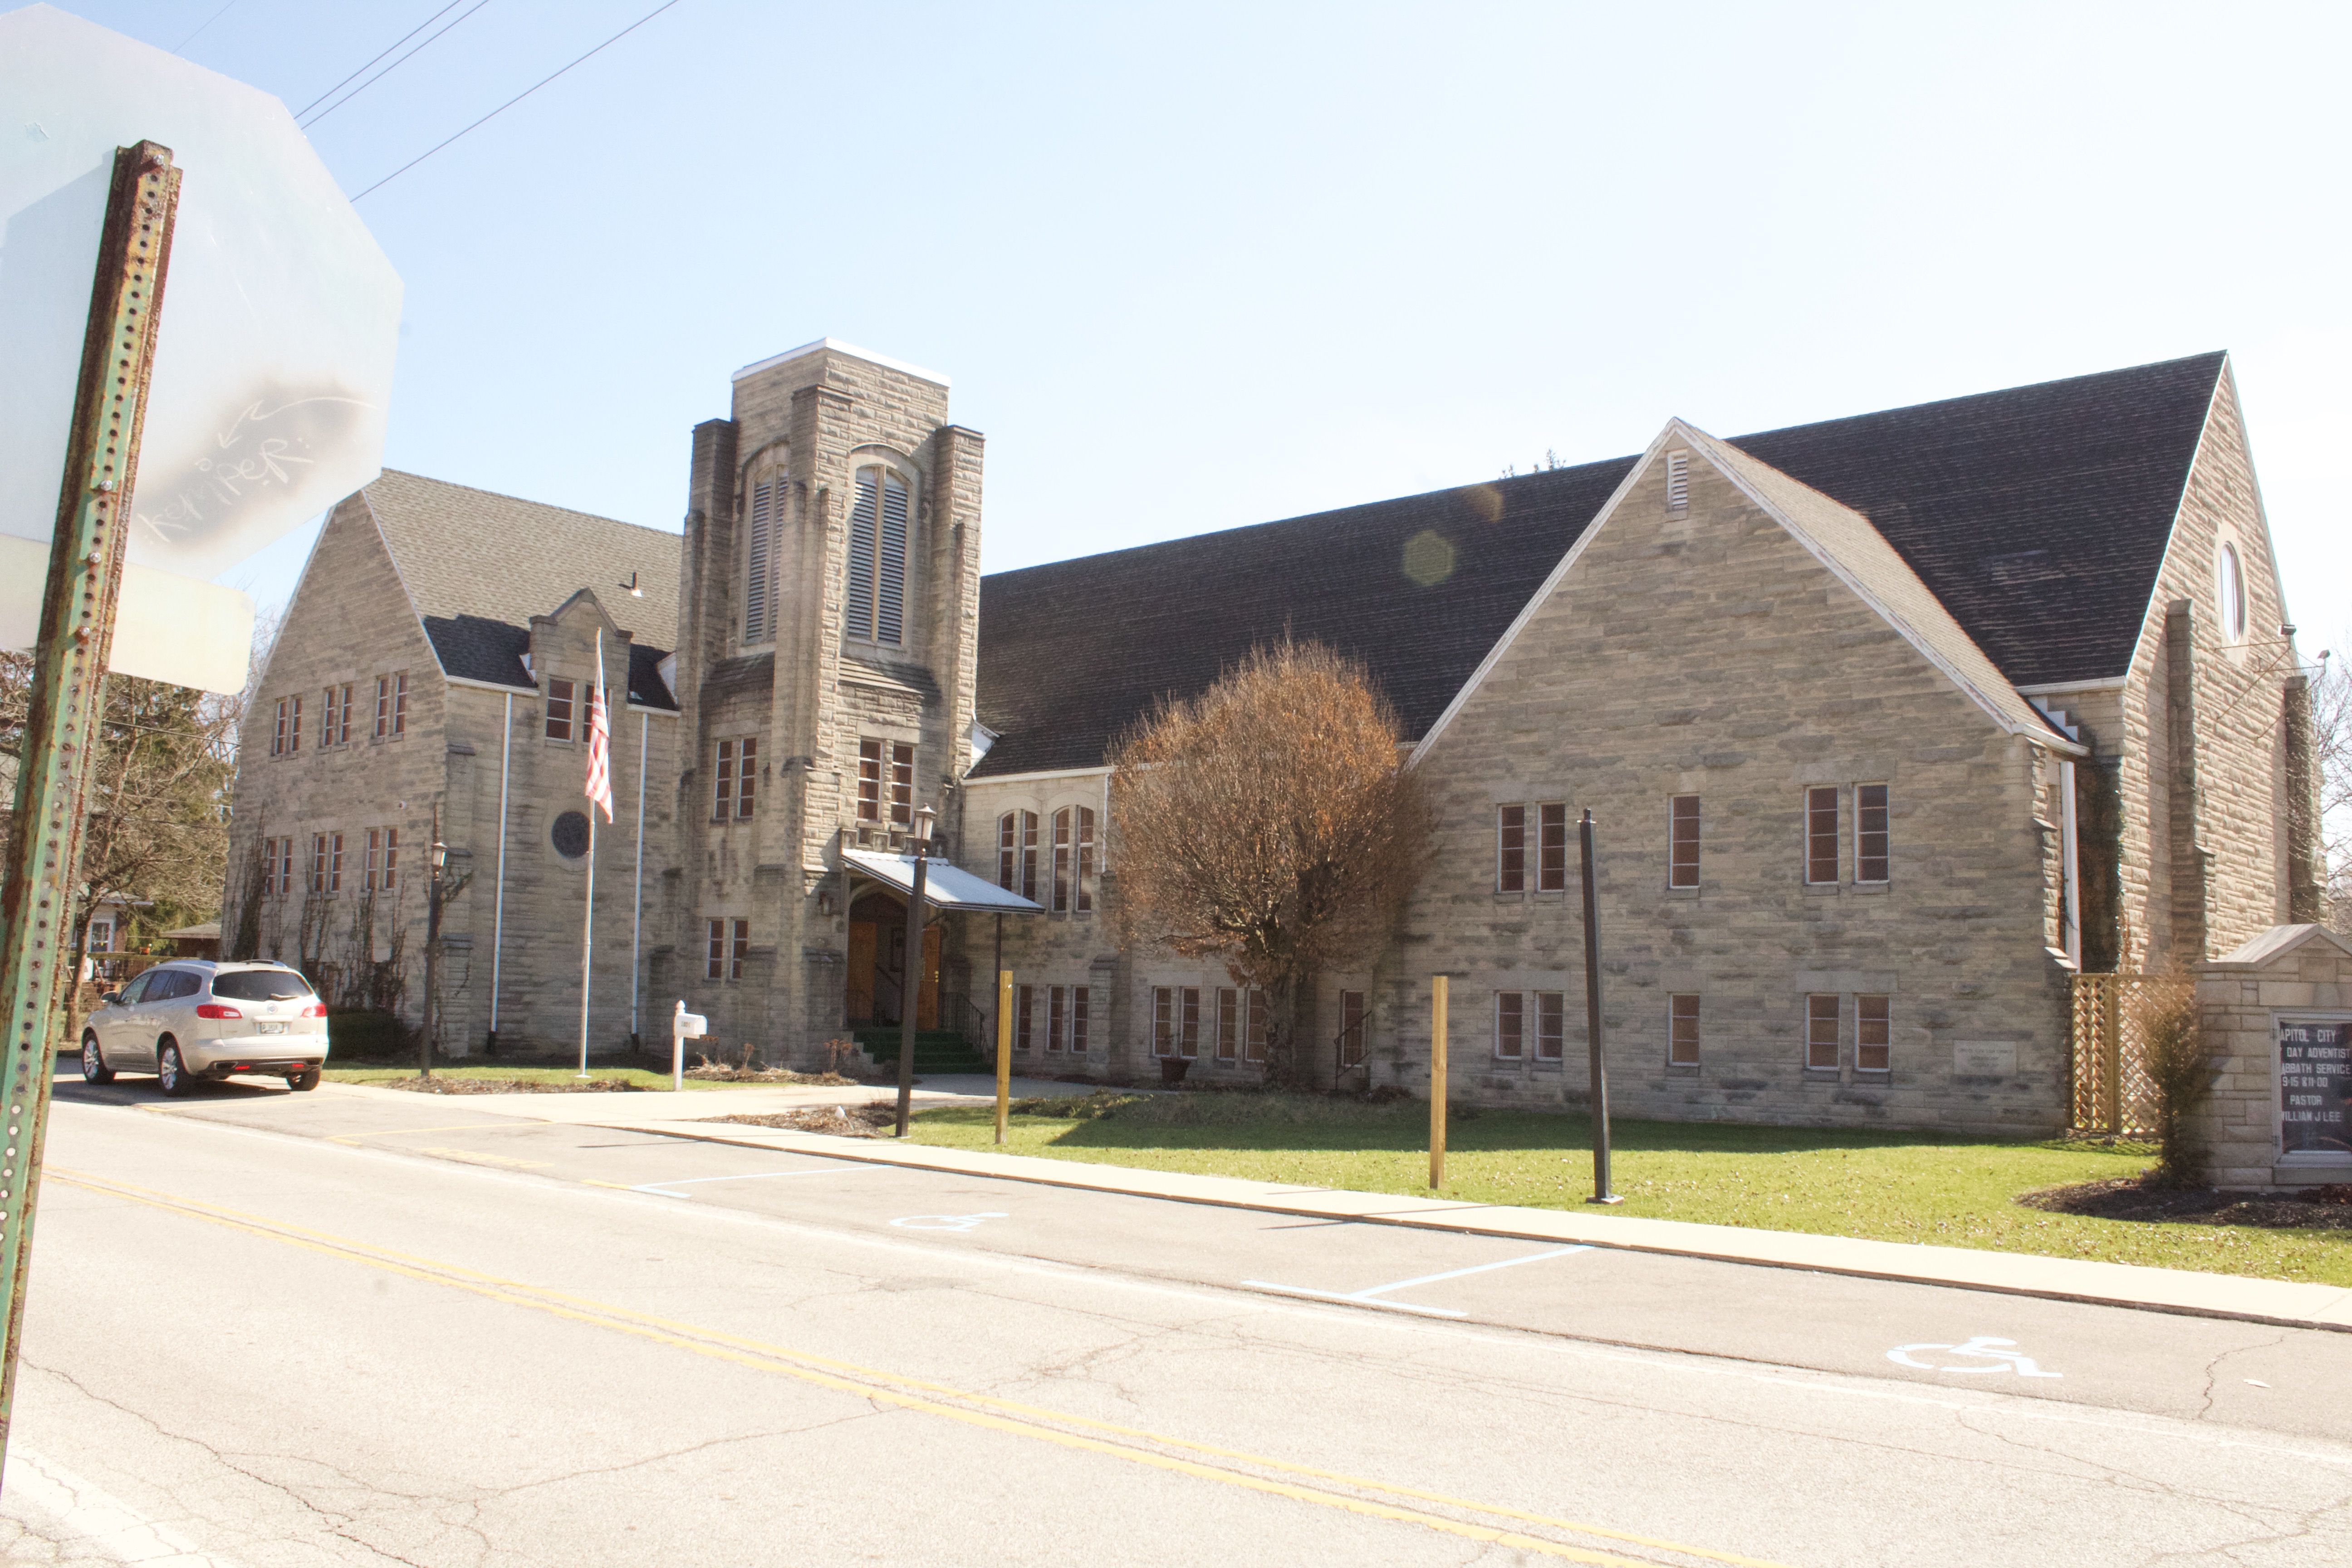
[62,0,2352,658]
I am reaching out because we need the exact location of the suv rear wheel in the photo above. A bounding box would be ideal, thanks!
[156,1040,192,1098]
[287,1066,320,1092]
[81,1034,113,1085]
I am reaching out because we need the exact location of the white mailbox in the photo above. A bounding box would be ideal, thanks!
[671,1000,709,1090]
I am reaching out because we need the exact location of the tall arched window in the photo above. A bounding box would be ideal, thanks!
[2216,541,2246,643]
[998,811,1039,901]
[1051,806,1095,914]
[847,462,911,644]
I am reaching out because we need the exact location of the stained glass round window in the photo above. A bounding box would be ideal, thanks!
[551,810,590,859]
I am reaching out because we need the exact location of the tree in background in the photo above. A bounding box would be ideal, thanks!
[2309,647,2352,933]
[1107,642,1434,1087]
[0,656,242,963]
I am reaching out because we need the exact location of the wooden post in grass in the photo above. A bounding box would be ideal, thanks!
[995,968,1013,1145]
[1430,975,1448,1189]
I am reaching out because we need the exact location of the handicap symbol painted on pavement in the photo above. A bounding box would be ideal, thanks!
[1886,1336,2062,1377]
[890,1212,1008,1232]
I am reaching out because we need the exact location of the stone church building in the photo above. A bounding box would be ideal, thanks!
[224,341,2324,1131]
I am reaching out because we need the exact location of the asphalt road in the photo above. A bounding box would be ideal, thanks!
[5,1074,2349,1566]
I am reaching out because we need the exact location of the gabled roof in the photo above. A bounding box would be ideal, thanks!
[357,470,682,708]
[971,353,2225,778]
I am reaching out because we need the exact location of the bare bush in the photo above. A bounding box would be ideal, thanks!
[1107,642,1434,1086]
[2132,977,2210,1187]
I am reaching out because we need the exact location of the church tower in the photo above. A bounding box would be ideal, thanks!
[666,340,983,1060]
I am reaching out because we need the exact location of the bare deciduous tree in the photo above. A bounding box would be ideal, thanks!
[2308,647,2352,933]
[1107,642,1434,1087]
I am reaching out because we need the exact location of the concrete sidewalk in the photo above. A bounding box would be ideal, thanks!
[314,1078,2352,1334]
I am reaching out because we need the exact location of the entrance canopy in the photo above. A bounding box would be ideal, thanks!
[841,848,1045,915]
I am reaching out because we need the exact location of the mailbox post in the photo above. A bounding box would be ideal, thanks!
[672,1000,708,1093]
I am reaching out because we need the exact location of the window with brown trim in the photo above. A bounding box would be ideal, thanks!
[273,698,289,756]
[1855,784,1890,884]
[1072,985,1090,1053]
[326,683,352,746]
[1016,984,1035,1050]
[364,827,398,892]
[1669,794,1700,887]
[1539,804,1568,892]
[1216,987,1240,1062]
[1495,991,1525,1059]
[1179,986,1202,1058]
[706,919,726,980]
[1857,994,1890,1073]
[1805,786,1840,884]
[1047,985,1067,1053]
[1338,990,1367,1068]
[1535,990,1564,1061]
[1806,993,1840,1070]
[730,918,749,980]
[715,739,757,821]
[1151,986,1174,1057]
[998,811,1039,898]
[1051,806,1096,914]
[1245,987,1269,1063]
[545,678,575,741]
[1498,804,1525,892]
[859,739,914,825]
[1669,994,1700,1067]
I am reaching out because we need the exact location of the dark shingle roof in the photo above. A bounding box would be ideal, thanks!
[971,353,2223,778]
[416,616,678,711]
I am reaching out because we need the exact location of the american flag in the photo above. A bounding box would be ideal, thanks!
[585,632,614,823]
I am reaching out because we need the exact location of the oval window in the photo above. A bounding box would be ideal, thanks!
[551,809,591,859]
[2216,542,2246,642]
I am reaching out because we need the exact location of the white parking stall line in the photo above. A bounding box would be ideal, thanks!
[1243,1245,1592,1318]
[629,1170,838,1198]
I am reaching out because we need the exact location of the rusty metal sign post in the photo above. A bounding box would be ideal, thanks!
[0,141,182,1463]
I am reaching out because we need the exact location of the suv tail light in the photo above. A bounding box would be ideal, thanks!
[196,1003,242,1019]
[302,1002,328,1018]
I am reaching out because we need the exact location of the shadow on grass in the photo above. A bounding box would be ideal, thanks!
[918,1093,2121,1160]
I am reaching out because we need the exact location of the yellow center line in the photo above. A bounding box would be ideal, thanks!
[50,1168,1799,1568]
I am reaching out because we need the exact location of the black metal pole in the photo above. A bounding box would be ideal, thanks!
[1579,810,1619,1203]
[896,848,928,1137]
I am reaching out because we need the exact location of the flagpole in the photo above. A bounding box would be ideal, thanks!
[578,627,608,1079]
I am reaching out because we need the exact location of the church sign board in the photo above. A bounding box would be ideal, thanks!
[2279,1017,2352,1161]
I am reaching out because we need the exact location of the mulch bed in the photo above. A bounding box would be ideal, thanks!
[708,1105,898,1139]
[2019,1178,2352,1231]
[380,1077,649,1095]
[682,1064,863,1085]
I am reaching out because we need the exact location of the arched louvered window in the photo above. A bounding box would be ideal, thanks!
[744,476,779,644]
[998,810,1039,900]
[847,462,911,644]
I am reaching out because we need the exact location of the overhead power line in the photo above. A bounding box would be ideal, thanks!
[293,2,465,118]
[300,0,494,131]
[350,0,685,203]
[173,0,240,54]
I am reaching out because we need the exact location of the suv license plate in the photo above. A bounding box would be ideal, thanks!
[257,1021,286,1036]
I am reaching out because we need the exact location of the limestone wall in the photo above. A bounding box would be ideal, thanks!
[2194,927,2352,1188]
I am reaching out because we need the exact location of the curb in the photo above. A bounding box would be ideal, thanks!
[574,1112,2352,1335]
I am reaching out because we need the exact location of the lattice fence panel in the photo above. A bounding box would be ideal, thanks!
[2068,973,2183,1136]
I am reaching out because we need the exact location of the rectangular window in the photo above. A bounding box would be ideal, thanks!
[273,699,288,756]
[715,741,736,821]
[1245,988,1269,1063]
[1216,987,1239,1061]
[381,827,397,891]
[1017,984,1034,1052]
[1669,794,1700,888]
[1496,991,1524,1059]
[1857,994,1890,1073]
[1539,803,1569,892]
[1047,985,1067,1053]
[392,671,407,737]
[715,740,757,821]
[365,828,381,892]
[375,676,391,739]
[1339,990,1367,1068]
[730,918,749,981]
[1805,786,1840,884]
[1536,991,1564,1062]
[1052,809,1073,914]
[1807,993,1840,1071]
[889,741,913,826]
[1179,985,1202,1058]
[1498,804,1525,892]
[546,678,575,741]
[1855,783,1890,884]
[1668,994,1700,1067]
[273,838,291,897]
[326,683,352,745]
[290,695,303,753]
[998,811,1040,898]
[261,838,278,897]
[310,833,327,894]
[859,739,882,822]
[1074,807,1095,913]
[1151,986,1174,1057]
[736,738,756,818]
[1072,985,1090,1054]
[706,918,725,980]
[328,832,343,894]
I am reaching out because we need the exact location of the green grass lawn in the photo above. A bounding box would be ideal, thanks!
[321,1063,838,1092]
[906,1092,2352,1287]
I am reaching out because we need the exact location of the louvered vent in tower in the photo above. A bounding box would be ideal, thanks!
[744,480,773,642]
[1665,451,1690,511]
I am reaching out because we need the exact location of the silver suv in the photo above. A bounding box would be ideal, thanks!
[81,961,330,1095]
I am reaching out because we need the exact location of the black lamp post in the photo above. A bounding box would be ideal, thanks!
[421,809,446,1079]
[895,803,936,1137]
